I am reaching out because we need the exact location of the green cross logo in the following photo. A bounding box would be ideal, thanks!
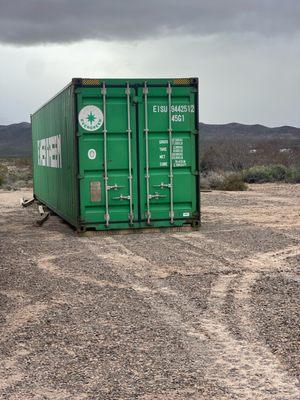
[87,112,96,125]
[78,105,104,131]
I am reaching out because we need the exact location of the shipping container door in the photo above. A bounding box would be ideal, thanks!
[77,85,139,227]
[138,83,198,225]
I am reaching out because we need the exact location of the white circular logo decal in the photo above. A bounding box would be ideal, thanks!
[88,149,97,160]
[79,105,103,131]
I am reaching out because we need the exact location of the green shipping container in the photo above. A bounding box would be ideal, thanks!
[31,78,200,231]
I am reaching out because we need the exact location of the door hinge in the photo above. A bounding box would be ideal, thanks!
[77,174,84,180]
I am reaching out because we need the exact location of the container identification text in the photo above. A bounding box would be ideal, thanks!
[37,135,62,168]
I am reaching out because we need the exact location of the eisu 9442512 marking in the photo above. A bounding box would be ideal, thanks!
[152,104,195,113]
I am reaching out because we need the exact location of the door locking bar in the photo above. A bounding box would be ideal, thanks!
[101,81,110,227]
[167,82,174,224]
[126,82,134,225]
[143,82,151,225]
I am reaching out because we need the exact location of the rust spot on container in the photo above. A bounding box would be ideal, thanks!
[173,78,191,85]
[90,181,101,202]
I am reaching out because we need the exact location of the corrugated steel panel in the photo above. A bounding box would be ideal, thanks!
[31,84,79,227]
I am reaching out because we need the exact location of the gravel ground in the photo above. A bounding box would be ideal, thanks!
[0,184,299,399]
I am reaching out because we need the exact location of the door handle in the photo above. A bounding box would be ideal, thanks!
[113,195,131,201]
[148,192,167,200]
[107,184,125,190]
[153,183,172,189]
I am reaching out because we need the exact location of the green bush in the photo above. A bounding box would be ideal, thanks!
[268,164,289,181]
[0,164,8,187]
[285,168,300,183]
[220,174,248,191]
[243,164,289,183]
[242,166,269,183]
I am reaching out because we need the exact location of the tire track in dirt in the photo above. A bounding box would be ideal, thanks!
[205,273,300,399]
[175,235,300,393]
[232,245,300,342]
[0,290,47,343]
[83,236,300,399]
[36,254,177,296]
[204,245,300,398]
[171,232,237,269]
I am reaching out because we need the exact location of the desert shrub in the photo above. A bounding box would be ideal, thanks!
[0,164,8,175]
[242,165,271,183]
[200,175,210,189]
[219,174,248,191]
[200,171,247,191]
[12,157,32,168]
[0,164,8,187]
[0,160,33,189]
[243,164,290,183]
[201,171,225,189]
[10,169,32,181]
[285,168,300,183]
[200,147,222,172]
[267,164,289,181]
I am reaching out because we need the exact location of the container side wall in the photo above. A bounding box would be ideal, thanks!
[31,85,78,227]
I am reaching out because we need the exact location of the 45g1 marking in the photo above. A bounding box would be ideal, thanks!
[171,114,185,122]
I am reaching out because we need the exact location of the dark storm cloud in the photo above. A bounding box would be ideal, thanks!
[0,0,299,45]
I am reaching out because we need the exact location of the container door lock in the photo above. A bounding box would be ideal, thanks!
[148,192,167,200]
[113,195,131,201]
[107,184,124,190]
[153,182,172,189]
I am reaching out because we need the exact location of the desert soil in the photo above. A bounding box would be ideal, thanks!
[0,184,299,399]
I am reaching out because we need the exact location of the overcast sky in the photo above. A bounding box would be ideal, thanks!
[0,0,299,126]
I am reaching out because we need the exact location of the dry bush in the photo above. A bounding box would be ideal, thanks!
[200,171,248,191]
[0,158,32,189]
[200,171,225,189]
[220,174,248,191]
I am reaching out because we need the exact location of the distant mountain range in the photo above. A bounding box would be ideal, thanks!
[0,122,32,157]
[0,121,299,157]
[199,122,300,141]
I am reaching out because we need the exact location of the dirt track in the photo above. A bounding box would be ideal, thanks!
[0,184,299,399]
